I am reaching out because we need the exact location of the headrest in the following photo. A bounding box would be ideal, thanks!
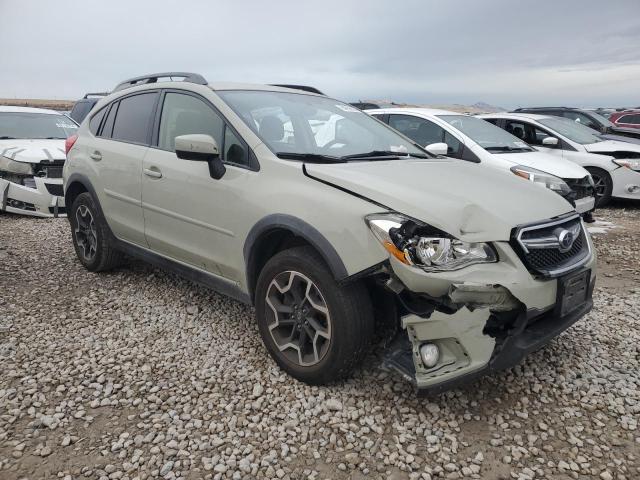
[259,116,285,142]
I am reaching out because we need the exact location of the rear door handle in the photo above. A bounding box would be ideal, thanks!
[90,151,102,161]
[143,167,163,179]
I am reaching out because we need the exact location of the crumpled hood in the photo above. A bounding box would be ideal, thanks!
[0,139,66,164]
[500,150,589,179]
[305,158,573,242]
[584,140,640,155]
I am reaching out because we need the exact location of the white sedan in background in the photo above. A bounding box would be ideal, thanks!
[367,108,596,216]
[0,106,77,217]
[479,112,640,206]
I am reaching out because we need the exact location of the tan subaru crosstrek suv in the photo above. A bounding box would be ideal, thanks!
[64,72,596,394]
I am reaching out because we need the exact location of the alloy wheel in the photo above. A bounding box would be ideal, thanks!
[591,174,607,197]
[265,270,332,367]
[74,205,97,261]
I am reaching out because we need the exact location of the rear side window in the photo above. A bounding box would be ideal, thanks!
[618,114,640,125]
[100,103,118,138]
[111,93,158,145]
[89,108,107,135]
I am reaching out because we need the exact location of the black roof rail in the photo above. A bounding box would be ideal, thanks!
[83,92,109,99]
[270,84,325,95]
[113,72,208,92]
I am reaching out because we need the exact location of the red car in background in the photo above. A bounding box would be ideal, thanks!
[610,110,640,130]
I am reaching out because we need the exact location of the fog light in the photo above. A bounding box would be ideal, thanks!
[419,343,440,368]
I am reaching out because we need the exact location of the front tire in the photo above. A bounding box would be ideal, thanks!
[255,246,373,385]
[586,167,613,207]
[70,192,123,272]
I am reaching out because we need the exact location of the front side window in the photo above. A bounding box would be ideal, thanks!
[0,112,78,140]
[439,115,534,153]
[503,120,552,147]
[561,111,600,130]
[388,114,462,155]
[111,92,158,145]
[217,90,427,160]
[223,125,248,166]
[588,111,614,127]
[538,117,603,145]
[158,92,224,152]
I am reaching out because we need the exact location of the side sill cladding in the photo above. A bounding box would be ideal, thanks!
[244,214,350,302]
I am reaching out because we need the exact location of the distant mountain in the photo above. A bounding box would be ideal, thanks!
[471,101,507,113]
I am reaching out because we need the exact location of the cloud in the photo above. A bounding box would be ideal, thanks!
[0,0,638,107]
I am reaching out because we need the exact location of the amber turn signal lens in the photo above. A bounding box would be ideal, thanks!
[512,169,530,180]
[383,241,410,265]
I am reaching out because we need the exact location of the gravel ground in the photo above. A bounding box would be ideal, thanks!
[1,203,639,480]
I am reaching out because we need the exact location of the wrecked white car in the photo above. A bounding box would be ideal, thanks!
[0,106,77,217]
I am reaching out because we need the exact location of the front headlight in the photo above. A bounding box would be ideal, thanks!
[0,156,32,175]
[613,159,640,171]
[366,213,497,272]
[510,165,571,196]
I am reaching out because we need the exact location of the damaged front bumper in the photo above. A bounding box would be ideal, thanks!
[0,177,66,217]
[611,166,640,200]
[382,239,596,394]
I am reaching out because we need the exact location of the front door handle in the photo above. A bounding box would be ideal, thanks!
[90,151,102,161]
[143,167,163,179]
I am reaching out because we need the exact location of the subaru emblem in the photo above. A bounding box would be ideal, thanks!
[557,229,575,253]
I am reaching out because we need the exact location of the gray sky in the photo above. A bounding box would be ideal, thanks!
[1,0,639,108]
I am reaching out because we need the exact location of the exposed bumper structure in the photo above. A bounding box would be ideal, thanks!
[611,167,640,200]
[574,196,595,214]
[383,233,597,394]
[0,177,66,217]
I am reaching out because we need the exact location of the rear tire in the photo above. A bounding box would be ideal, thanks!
[255,246,374,385]
[70,192,124,272]
[586,167,613,207]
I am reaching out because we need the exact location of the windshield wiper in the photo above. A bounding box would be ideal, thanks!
[44,136,67,139]
[0,136,17,139]
[485,146,531,153]
[341,150,428,160]
[276,152,345,163]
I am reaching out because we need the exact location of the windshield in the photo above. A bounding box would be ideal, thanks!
[538,116,603,144]
[217,90,428,160]
[588,111,614,127]
[438,115,534,153]
[0,112,78,139]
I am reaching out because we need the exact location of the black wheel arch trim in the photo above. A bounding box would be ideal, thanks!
[65,174,113,233]
[244,214,350,302]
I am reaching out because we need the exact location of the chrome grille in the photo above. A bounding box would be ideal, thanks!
[33,160,65,179]
[512,215,591,277]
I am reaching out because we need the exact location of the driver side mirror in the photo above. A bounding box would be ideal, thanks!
[425,142,448,156]
[542,136,559,147]
[175,134,226,180]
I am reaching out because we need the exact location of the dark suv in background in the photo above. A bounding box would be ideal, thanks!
[514,107,640,142]
[69,92,108,124]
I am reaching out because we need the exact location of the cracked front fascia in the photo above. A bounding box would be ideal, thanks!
[403,307,495,389]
